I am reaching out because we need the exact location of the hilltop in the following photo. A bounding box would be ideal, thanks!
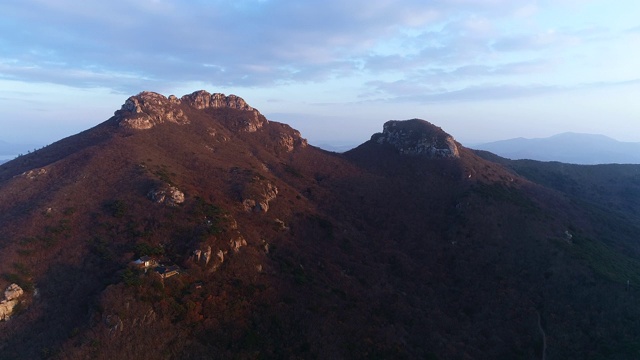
[1,91,640,359]
[474,132,640,164]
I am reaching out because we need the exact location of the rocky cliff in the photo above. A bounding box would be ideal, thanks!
[371,119,459,158]
[116,90,266,132]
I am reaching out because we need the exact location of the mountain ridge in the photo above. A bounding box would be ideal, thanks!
[1,90,640,359]
[474,132,640,164]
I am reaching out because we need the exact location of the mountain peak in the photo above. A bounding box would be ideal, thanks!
[179,90,256,112]
[371,119,459,158]
[115,90,265,131]
[474,132,640,164]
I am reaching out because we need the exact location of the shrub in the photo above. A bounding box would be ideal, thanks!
[106,200,127,218]
[121,268,142,287]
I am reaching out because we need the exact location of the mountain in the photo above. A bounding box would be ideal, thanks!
[314,142,357,153]
[473,132,640,164]
[1,90,640,359]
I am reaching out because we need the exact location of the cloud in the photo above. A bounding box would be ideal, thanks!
[417,83,562,102]
[0,0,634,105]
[362,80,559,103]
[3,1,444,88]
[0,0,541,92]
[363,77,640,104]
[492,30,583,52]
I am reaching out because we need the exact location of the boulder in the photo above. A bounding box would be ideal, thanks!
[0,283,24,321]
[4,283,23,301]
[0,300,18,321]
[202,246,212,266]
[229,236,247,253]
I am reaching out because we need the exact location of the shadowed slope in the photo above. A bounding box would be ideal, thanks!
[0,92,639,359]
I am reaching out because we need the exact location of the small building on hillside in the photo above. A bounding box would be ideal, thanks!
[155,265,180,279]
[131,256,158,270]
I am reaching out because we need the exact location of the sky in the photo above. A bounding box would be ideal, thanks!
[1,0,640,150]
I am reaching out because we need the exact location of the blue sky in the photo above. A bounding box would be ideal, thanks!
[1,0,639,148]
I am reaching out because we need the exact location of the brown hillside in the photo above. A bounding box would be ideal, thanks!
[0,91,639,359]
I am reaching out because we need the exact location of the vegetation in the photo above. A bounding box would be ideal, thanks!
[565,234,640,285]
[1,104,639,359]
[105,199,128,218]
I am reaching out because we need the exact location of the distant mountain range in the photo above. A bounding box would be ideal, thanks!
[473,132,640,164]
[314,142,357,153]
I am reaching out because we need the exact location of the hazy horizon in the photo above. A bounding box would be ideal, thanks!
[2,126,639,160]
[1,1,639,147]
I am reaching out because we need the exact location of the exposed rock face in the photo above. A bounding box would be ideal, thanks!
[147,186,185,206]
[242,199,257,212]
[229,236,248,253]
[193,244,226,271]
[21,168,47,179]
[116,90,266,132]
[216,250,224,264]
[104,314,124,334]
[101,305,157,336]
[278,130,308,152]
[270,123,308,152]
[4,284,23,301]
[181,90,255,112]
[372,119,460,158]
[274,218,288,231]
[242,181,278,213]
[202,246,212,266]
[118,91,188,129]
[0,283,24,321]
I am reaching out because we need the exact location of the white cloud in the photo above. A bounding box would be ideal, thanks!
[0,0,552,92]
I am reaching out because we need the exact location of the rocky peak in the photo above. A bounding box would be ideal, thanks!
[116,90,266,132]
[180,90,266,132]
[371,119,459,158]
[117,91,188,130]
[180,90,255,112]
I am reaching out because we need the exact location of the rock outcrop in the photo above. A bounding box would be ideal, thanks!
[242,181,278,213]
[4,283,23,301]
[278,130,308,152]
[117,91,188,130]
[101,304,157,336]
[181,90,255,112]
[147,185,185,206]
[192,243,230,271]
[21,168,47,180]
[117,90,266,132]
[371,119,460,158]
[269,123,308,152]
[0,283,24,321]
[202,246,212,266]
[229,236,248,253]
